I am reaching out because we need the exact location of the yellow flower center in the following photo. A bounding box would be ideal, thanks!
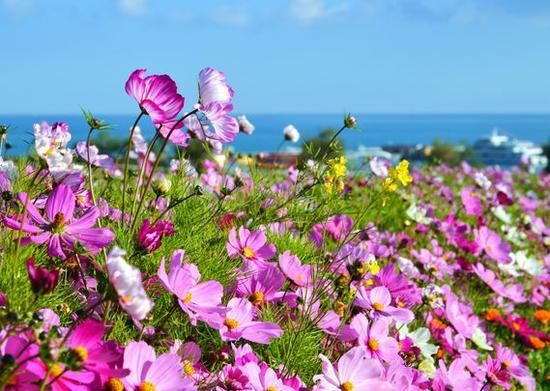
[296,274,303,283]
[512,322,520,331]
[266,387,278,391]
[224,318,239,330]
[368,338,379,351]
[183,292,192,304]
[138,381,156,391]
[49,364,64,378]
[363,279,374,287]
[73,346,88,362]
[243,247,255,259]
[250,291,265,306]
[373,302,384,311]
[122,295,133,303]
[503,360,511,367]
[341,381,354,391]
[183,361,195,376]
[396,299,405,308]
[105,378,125,391]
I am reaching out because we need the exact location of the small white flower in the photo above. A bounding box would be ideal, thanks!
[237,115,255,135]
[473,171,492,190]
[492,206,512,225]
[283,124,300,143]
[406,203,432,225]
[472,327,493,351]
[399,325,438,361]
[107,247,153,321]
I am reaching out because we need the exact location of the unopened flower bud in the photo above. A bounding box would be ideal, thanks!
[344,114,357,129]
[153,177,172,196]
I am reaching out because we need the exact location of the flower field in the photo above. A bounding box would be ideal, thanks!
[0,69,548,390]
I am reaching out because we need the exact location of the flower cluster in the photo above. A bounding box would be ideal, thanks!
[0,68,547,390]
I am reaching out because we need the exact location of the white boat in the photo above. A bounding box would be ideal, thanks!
[473,129,547,171]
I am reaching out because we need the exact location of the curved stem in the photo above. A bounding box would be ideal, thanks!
[85,127,97,205]
[130,109,198,229]
[130,129,161,222]
[121,112,144,220]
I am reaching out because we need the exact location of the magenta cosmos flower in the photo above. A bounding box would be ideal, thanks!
[66,319,126,381]
[355,286,414,324]
[118,341,195,391]
[345,314,401,363]
[474,226,512,264]
[226,226,276,263]
[125,69,184,125]
[220,298,283,344]
[158,249,226,328]
[313,346,394,390]
[4,184,114,259]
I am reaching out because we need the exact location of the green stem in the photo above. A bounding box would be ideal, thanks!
[130,109,198,230]
[121,111,145,221]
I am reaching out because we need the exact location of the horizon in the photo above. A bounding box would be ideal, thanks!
[1,1,550,115]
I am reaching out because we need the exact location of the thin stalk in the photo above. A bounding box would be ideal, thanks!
[130,129,161,222]
[85,127,97,205]
[130,109,197,229]
[121,111,145,220]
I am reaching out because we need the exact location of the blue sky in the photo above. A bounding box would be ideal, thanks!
[1,0,550,114]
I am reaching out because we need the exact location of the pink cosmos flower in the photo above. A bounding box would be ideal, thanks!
[26,258,60,294]
[137,219,175,253]
[345,314,401,363]
[158,249,226,328]
[432,358,481,391]
[4,184,114,259]
[472,263,527,303]
[313,346,394,390]
[483,356,511,389]
[0,335,42,390]
[495,345,536,391]
[120,341,195,390]
[66,319,126,381]
[234,260,285,306]
[170,340,207,382]
[355,286,414,324]
[226,226,276,263]
[220,298,283,344]
[279,250,312,287]
[443,287,479,339]
[474,226,512,264]
[461,187,483,217]
[325,214,354,242]
[242,362,294,391]
[75,141,115,171]
[195,67,238,143]
[125,69,184,125]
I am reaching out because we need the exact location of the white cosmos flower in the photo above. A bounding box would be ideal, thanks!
[473,171,492,190]
[107,247,153,321]
[369,157,389,178]
[406,203,432,225]
[398,325,438,362]
[283,124,300,143]
[472,327,493,351]
[511,251,544,276]
[492,206,512,225]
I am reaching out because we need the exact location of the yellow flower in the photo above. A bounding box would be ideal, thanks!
[323,156,347,194]
[383,160,412,192]
[395,160,412,187]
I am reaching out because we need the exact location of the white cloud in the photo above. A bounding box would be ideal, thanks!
[209,6,250,27]
[289,0,348,23]
[3,0,34,13]
[118,0,147,15]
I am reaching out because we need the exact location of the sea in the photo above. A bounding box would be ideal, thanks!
[2,114,549,156]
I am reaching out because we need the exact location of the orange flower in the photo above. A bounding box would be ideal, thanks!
[486,308,502,322]
[432,318,447,330]
[529,336,546,350]
[534,309,550,325]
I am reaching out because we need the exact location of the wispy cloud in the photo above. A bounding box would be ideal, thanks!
[117,0,147,16]
[3,0,34,13]
[289,0,348,23]
[209,5,250,27]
